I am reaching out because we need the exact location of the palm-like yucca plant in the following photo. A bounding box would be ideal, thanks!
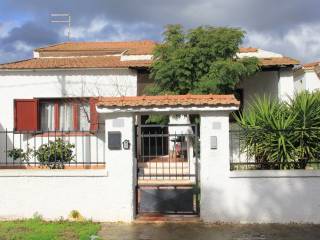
[234,96,297,169]
[234,91,320,169]
[289,91,320,167]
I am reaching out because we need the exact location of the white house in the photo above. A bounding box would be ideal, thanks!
[2,41,320,224]
[0,41,300,176]
[0,42,300,130]
[237,47,299,106]
[294,61,320,93]
[0,41,299,135]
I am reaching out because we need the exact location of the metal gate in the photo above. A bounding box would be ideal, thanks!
[136,124,200,215]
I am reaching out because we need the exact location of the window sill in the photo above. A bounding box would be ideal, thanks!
[34,131,95,137]
[229,170,320,178]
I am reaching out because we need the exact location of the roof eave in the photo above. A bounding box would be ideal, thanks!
[96,105,239,114]
[0,67,136,71]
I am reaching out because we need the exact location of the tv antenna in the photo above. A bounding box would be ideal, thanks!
[50,13,71,41]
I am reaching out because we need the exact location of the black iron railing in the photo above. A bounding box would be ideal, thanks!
[0,130,105,169]
[230,129,320,170]
[136,124,199,181]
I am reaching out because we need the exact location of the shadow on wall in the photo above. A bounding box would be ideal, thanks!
[0,124,15,165]
[202,173,320,223]
[57,75,66,96]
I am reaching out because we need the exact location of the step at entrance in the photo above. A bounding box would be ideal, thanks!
[135,213,201,223]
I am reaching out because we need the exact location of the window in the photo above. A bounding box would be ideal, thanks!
[40,102,55,131]
[59,102,74,130]
[14,98,98,132]
[79,104,90,130]
[39,99,91,131]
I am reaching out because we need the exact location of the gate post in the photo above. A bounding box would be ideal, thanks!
[104,112,136,221]
[199,111,231,222]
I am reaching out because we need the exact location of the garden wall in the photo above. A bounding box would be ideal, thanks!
[200,112,320,223]
[0,115,136,222]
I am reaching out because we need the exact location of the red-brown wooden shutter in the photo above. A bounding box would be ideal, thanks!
[89,98,99,132]
[14,99,39,131]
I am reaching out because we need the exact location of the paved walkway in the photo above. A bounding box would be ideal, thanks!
[99,222,320,240]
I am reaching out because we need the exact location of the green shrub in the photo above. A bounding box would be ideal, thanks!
[8,139,75,169]
[8,147,33,163]
[234,91,320,169]
[34,138,75,169]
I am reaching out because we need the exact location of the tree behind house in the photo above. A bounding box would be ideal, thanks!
[147,24,260,95]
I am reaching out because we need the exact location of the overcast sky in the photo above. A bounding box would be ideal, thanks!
[0,0,319,64]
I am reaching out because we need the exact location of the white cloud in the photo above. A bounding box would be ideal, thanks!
[65,16,109,39]
[61,16,154,41]
[14,41,33,52]
[0,21,18,39]
[88,17,108,33]
[245,22,320,63]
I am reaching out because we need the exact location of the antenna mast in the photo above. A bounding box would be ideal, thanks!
[50,13,71,41]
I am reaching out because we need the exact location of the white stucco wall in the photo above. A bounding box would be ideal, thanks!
[278,68,294,101]
[293,69,306,93]
[0,69,137,221]
[0,68,137,169]
[294,69,320,93]
[0,68,138,130]
[0,112,136,222]
[120,55,152,61]
[304,71,320,92]
[200,112,320,223]
[240,71,279,109]
[240,68,295,109]
[237,49,283,59]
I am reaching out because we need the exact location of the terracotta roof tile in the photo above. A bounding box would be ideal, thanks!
[0,56,152,69]
[35,40,157,55]
[36,42,257,55]
[239,47,258,53]
[259,57,299,67]
[0,56,299,70]
[303,61,320,70]
[97,94,240,108]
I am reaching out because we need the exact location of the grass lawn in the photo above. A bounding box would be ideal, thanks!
[0,219,101,240]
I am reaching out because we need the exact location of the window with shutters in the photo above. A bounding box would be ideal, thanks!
[39,99,92,131]
[14,98,98,133]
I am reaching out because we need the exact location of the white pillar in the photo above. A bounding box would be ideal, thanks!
[105,112,136,221]
[278,67,294,102]
[199,111,230,222]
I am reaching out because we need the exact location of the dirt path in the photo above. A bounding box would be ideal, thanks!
[99,222,320,240]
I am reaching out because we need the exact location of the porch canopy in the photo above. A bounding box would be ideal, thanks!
[96,94,240,113]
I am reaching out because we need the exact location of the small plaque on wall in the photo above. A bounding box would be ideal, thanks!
[210,136,218,149]
[212,122,221,130]
[112,119,124,128]
[108,131,122,150]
